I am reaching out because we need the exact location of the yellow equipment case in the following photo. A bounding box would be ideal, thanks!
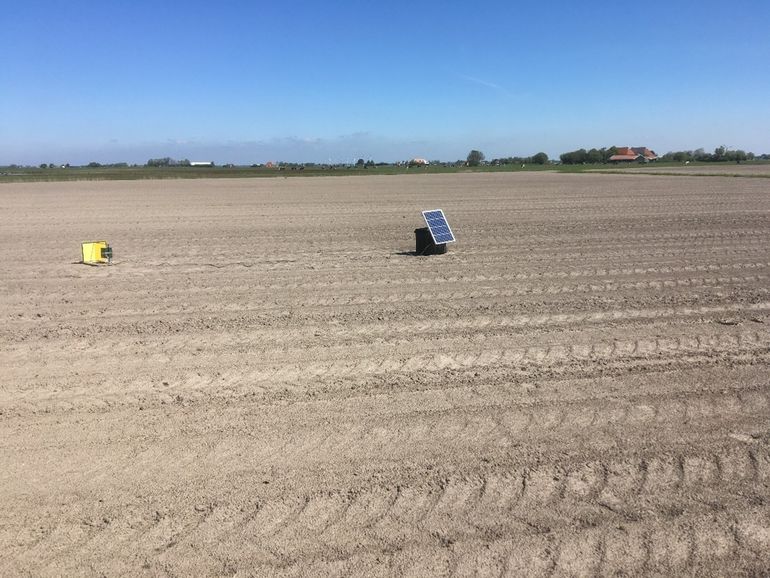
[81,241,112,265]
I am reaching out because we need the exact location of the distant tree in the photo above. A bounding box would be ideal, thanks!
[87,162,102,168]
[667,150,693,162]
[658,147,754,163]
[356,158,365,167]
[560,146,627,164]
[603,146,618,162]
[585,148,603,163]
[39,163,47,169]
[693,148,709,162]
[147,157,172,167]
[466,150,485,166]
[531,152,549,165]
[560,149,587,164]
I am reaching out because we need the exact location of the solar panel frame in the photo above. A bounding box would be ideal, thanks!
[422,209,456,244]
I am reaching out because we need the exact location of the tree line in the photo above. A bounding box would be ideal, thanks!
[658,147,755,163]
[557,145,763,165]
[146,157,192,167]
[15,146,769,171]
[559,147,618,164]
[468,150,549,166]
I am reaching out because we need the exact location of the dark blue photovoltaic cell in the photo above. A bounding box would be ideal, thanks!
[422,209,456,244]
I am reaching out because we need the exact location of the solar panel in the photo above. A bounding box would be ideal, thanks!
[422,209,456,244]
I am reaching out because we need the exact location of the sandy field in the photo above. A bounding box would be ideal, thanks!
[1,172,769,576]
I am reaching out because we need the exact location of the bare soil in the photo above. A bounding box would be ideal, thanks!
[1,172,769,576]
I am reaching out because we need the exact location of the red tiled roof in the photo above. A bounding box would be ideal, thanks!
[632,147,657,158]
[610,146,658,161]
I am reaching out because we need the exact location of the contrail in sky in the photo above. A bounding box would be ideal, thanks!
[454,72,514,96]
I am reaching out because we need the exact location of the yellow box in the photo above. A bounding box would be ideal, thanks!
[81,241,110,264]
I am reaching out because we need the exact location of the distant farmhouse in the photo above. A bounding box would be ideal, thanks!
[190,161,214,167]
[609,147,658,163]
[410,158,429,166]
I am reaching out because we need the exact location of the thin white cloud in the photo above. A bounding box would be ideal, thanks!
[454,72,513,96]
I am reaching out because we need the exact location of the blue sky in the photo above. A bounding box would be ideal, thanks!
[3,0,769,165]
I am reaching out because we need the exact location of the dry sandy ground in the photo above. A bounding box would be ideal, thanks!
[1,172,769,577]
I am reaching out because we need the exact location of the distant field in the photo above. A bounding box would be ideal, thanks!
[0,164,555,183]
[2,160,769,183]
[596,162,770,177]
